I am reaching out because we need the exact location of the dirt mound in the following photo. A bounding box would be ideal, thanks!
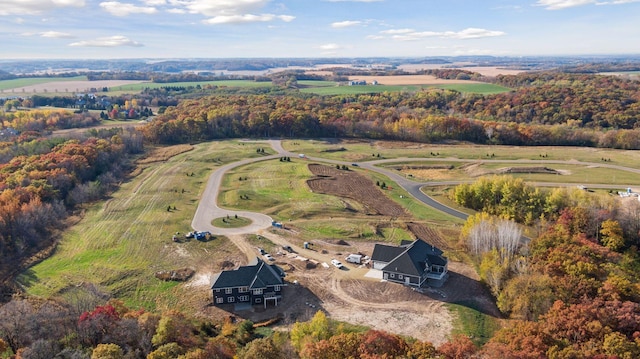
[389,165,453,170]
[321,147,347,153]
[307,164,407,217]
[496,166,561,174]
[155,268,195,282]
[219,260,235,270]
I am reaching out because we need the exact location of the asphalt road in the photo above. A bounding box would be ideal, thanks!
[193,139,640,236]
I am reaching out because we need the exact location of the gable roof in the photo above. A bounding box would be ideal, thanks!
[372,239,447,276]
[211,258,284,290]
[371,244,406,263]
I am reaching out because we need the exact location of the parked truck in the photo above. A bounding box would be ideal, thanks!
[345,254,363,264]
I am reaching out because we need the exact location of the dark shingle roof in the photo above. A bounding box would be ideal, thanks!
[371,244,405,263]
[373,239,447,276]
[211,258,284,289]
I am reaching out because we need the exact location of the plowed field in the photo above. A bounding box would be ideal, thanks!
[306,164,406,217]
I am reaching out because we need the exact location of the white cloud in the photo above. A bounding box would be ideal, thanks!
[99,2,158,16]
[378,27,505,41]
[331,20,361,28]
[203,13,294,24]
[69,35,143,47]
[185,0,269,17]
[326,0,382,2]
[380,28,414,34]
[596,0,640,4]
[535,0,595,9]
[167,8,186,13]
[142,0,166,5]
[0,0,85,16]
[41,31,75,38]
[319,43,341,50]
[445,28,506,39]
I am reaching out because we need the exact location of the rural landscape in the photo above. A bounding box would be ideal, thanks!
[2,56,640,358]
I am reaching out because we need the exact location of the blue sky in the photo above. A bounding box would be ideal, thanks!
[1,0,639,59]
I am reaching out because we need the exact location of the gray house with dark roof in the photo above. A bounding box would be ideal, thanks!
[371,239,448,288]
[211,258,286,308]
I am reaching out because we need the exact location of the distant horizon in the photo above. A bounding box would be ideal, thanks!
[2,1,639,60]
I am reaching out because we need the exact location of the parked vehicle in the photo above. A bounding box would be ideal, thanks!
[345,254,362,264]
[282,245,294,253]
[331,259,345,269]
[264,253,275,261]
[258,248,266,255]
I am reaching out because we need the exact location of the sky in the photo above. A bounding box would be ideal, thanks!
[1,0,639,59]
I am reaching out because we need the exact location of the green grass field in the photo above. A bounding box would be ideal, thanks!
[0,76,87,91]
[382,161,640,187]
[212,216,252,228]
[108,80,274,92]
[282,139,640,171]
[299,83,510,95]
[447,301,501,346]
[19,140,270,311]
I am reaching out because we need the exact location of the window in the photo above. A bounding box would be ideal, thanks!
[215,289,221,293]
[273,285,281,292]
[228,297,235,303]
[398,275,404,280]
[390,273,395,278]
[225,288,232,294]
[253,289,263,295]
[239,287,248,293]
[239,295,249,302]
[216,297,223,304]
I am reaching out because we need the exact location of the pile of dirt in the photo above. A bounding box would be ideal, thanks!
[307,164,407,217]
[155,268,195,282]
[389,165,453,170]
[321,147,347,153]
[496,166,561,174]
[219,260,235,270]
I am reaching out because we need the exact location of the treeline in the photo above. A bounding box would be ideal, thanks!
[460,206,640,358]
[1,109,100,133]
[143,89,640,149]
[471,73,640,128]
[0,298,474,358]
[0,128,143,297]
[451,176,640,242]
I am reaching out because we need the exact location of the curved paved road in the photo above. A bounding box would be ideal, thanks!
[193,139,640,236]
[191,151,279,235]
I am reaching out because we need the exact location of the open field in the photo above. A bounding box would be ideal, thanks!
[348,74,483,85]
[1,78,146,95]
[19,140,270,311]
[396,64,526,77]
[0,76,87,91]
[384,161,640,187]
[282,139,640,170]
[28,138,640,343]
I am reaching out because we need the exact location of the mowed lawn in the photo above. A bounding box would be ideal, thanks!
[20,140,268,311]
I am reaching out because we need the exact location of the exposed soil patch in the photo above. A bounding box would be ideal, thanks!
[496,166,561,175]
[406,222,450,250]
[155,268,195,282]
[307,164,407,217]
